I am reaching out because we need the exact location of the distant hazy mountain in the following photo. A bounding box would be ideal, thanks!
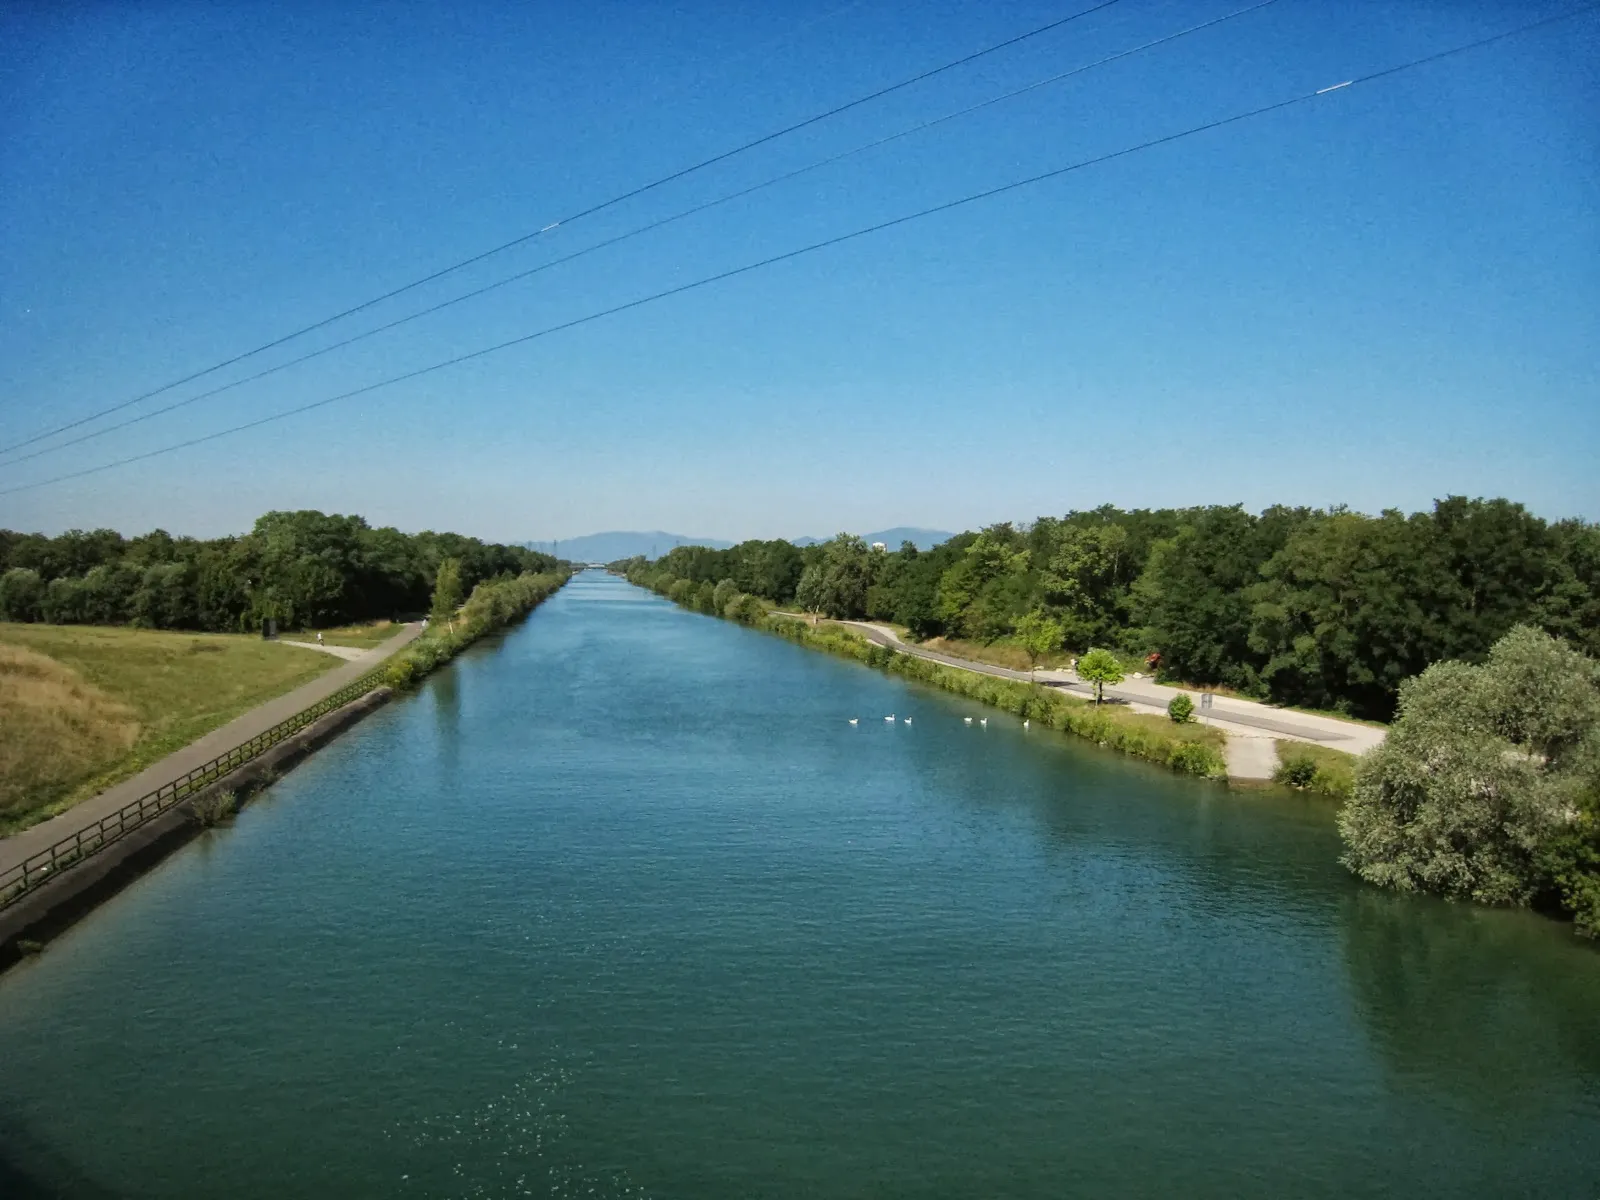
[791,527,953,551]
[524,531,733,563]
[530,526,952,562]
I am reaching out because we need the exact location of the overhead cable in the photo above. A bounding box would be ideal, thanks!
[0,0,1284,469]
[0,0,1123,459]
[2,3,1591,498]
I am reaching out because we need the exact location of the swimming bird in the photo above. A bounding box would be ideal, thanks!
[849,718,858,726]
[980,717,988,727]
[885,714,895,722]
[964,717,973,725]
[903,717,913,725]
[1023,719,1031,729]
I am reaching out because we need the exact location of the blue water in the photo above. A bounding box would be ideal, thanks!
[2,572,1597,1197]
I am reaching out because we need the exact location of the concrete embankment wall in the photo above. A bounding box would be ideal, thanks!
[0,688,393,973]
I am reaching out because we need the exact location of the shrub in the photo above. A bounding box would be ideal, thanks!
[1167,693,1194,723]
[190,790,236,827]
[1168,741,1222,776]
[1276,751,1319,788]
[385,572,567,691]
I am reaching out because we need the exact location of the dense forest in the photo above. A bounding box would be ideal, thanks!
[0,510,559,632]
[616,497,1600,721]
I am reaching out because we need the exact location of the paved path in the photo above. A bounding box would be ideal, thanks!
[0,624,423,873]
[802,618,1387,777]
[280,639,368,661]
[1223,735,1280,780]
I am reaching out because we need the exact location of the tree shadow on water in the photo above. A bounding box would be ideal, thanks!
[0,1112,125,1199]
[1339,887,1600,1109]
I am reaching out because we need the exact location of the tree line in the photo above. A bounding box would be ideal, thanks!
[614,497,1599,722]
[0,510,560,632]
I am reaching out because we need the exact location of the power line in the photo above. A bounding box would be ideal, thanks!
[2,3,1591,499]
[0,0,1284,470]
[0,0,1124,460]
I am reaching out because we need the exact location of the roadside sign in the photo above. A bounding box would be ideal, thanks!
[1200,693,1213,709]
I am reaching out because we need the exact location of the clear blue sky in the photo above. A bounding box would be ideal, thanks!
[1,0,1595,542]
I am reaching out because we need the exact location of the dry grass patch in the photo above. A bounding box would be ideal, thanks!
[0,645,140,828]
[0,623,337,834]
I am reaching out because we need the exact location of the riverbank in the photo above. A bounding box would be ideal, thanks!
[0,622,346,834]
[381,569,569,690]
[615,569,1229,780]
[0,570,571,966]
[0,625,419,846]
[772,615,1229,777]
[0,685,394,972]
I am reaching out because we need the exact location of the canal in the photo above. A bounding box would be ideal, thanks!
[2,571,1597,1196]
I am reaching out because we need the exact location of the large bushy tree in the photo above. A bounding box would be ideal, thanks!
[1339,626,1600,926]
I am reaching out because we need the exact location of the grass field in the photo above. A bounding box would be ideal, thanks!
[306,620,411,650]
[0,623,338,835]
[920,635,1076,673]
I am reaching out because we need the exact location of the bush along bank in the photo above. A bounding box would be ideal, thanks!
[619,565,1226,780]
[1272,742,1357,802]
[384,571,569,689]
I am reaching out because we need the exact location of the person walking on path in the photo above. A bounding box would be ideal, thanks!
[316,632,324,647]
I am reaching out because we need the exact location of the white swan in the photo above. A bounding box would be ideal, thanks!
[903,717,912,725]
[849,718,858,725]
[884,714,895,722]
[1023,719,1031,729]
[980,717,988,727]
[963,717,973,725]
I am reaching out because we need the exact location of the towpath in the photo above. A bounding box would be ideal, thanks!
[0,624,423,874]
[799,618,1386,780]
[280,639,369,661]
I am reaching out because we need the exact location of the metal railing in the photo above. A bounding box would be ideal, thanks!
[0,667,389,912]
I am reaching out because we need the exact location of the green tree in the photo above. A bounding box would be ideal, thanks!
[0,567,43,622]
[1132,504,1309,695]
[1040,522,1130,644]
[1014,609,1063,681]
[794,563,825,625]
[802,534,874,619]
[1078,647,1125,704]
[1339,625,1600,910]
[1167,693,1194,723]
[936,526,1029,640]
[431,558,465,624]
